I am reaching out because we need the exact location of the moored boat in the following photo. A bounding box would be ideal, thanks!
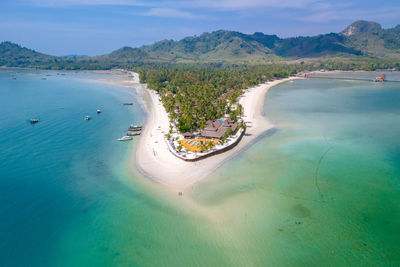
[97,109,101,114]
[117,136,133,141]
[123,103,133,106]
[128,128,142,132]
[128,125,143,131]
[85,115,91,120]
[30,119,39,124]
[127,131,141,136]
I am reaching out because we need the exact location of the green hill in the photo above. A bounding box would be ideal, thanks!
[0,41,56,67]
[1,20,400,68]
[342,20,400,58]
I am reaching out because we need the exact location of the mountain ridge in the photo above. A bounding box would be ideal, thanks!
[1,20,400,68]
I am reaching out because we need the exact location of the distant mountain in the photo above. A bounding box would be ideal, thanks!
[62,54,89,58]
[341,20,382,36]
[126,30,361,62]
[341,20,400,58]
[0,41,56,67]
[1,20,400,68]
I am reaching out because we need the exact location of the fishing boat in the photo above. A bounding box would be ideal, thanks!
[127,131,141,136]
[123,103,133,106]
[85,115,91,120]
[128,125,142,131]
[97,109,101,114]
[117,136,133,141]
[128,127,142,132]
[30,119,39,124]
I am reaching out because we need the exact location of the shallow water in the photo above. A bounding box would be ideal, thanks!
[1,70,400,266]
[0,70,246,266]
[191,72,400,265]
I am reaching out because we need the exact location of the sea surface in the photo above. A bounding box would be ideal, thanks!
[1,70,400,266]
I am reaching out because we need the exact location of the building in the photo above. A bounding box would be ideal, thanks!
[200,119,238,139]
[374,73,386,82]
[183,132,194,139]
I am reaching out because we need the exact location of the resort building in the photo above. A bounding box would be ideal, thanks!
[200,118,238,139]
[374,73,386,82]
[183,132,194,139]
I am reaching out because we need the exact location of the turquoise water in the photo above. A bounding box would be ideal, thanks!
[1,70,400,266]
[0,70,245,266]
[192,72,400,265]
[0,70,149,266]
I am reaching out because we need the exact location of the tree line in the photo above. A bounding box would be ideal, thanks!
[134,63,311,133]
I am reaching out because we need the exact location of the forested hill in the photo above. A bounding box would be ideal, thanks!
[0,42,56,67]
[1,20,400,68]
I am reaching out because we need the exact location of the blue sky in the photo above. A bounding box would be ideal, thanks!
[1,0,399,56]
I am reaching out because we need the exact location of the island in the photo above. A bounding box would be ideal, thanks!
[131,68,300,189]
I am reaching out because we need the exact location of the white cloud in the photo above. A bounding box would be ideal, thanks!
[299,6,400,23]
[187,0,318,10]
[25,0,321,9]
[25,0,151,7]
[138,7,206,19]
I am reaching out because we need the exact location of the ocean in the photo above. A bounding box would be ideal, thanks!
[0,69,399,266]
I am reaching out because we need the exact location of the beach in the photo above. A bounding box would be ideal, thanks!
[132,73,299,191]
[3,69,400,265]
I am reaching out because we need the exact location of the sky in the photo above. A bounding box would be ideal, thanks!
[1,0,399,56]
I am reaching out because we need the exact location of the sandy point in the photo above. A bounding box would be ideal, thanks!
[132,72,300,192]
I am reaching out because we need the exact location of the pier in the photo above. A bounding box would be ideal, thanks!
[306,75,400,83]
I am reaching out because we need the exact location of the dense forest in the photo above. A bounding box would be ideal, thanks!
[134,58,400,133]
[135,64,311,132]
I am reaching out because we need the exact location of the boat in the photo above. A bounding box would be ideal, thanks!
[30,119,39,124]
[126,131,141,136]
[97,109,101,114]
[85,116,91,120]
[117,136,133,141]
[123,103,133,106]
[130,124,142,128]
[128,127,142,132]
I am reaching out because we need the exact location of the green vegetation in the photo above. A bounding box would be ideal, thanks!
[2,20,400,69]
[221,127,233,142]
[1,20,400,135]
[135,64,310,132]
[342,21,400,59]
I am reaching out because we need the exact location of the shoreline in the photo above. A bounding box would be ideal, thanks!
[77,69,388,191]
[134,74,300,191]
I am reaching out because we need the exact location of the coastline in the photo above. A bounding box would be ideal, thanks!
[134,74,300,191]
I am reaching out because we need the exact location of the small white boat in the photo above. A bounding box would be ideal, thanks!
[117,136,133,141]
[85,116,91,120]
[97,109,101,114]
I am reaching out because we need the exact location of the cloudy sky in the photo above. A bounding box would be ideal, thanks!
[1,0,399,56]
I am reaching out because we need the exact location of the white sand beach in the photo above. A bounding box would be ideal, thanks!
[132,73,299,191]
